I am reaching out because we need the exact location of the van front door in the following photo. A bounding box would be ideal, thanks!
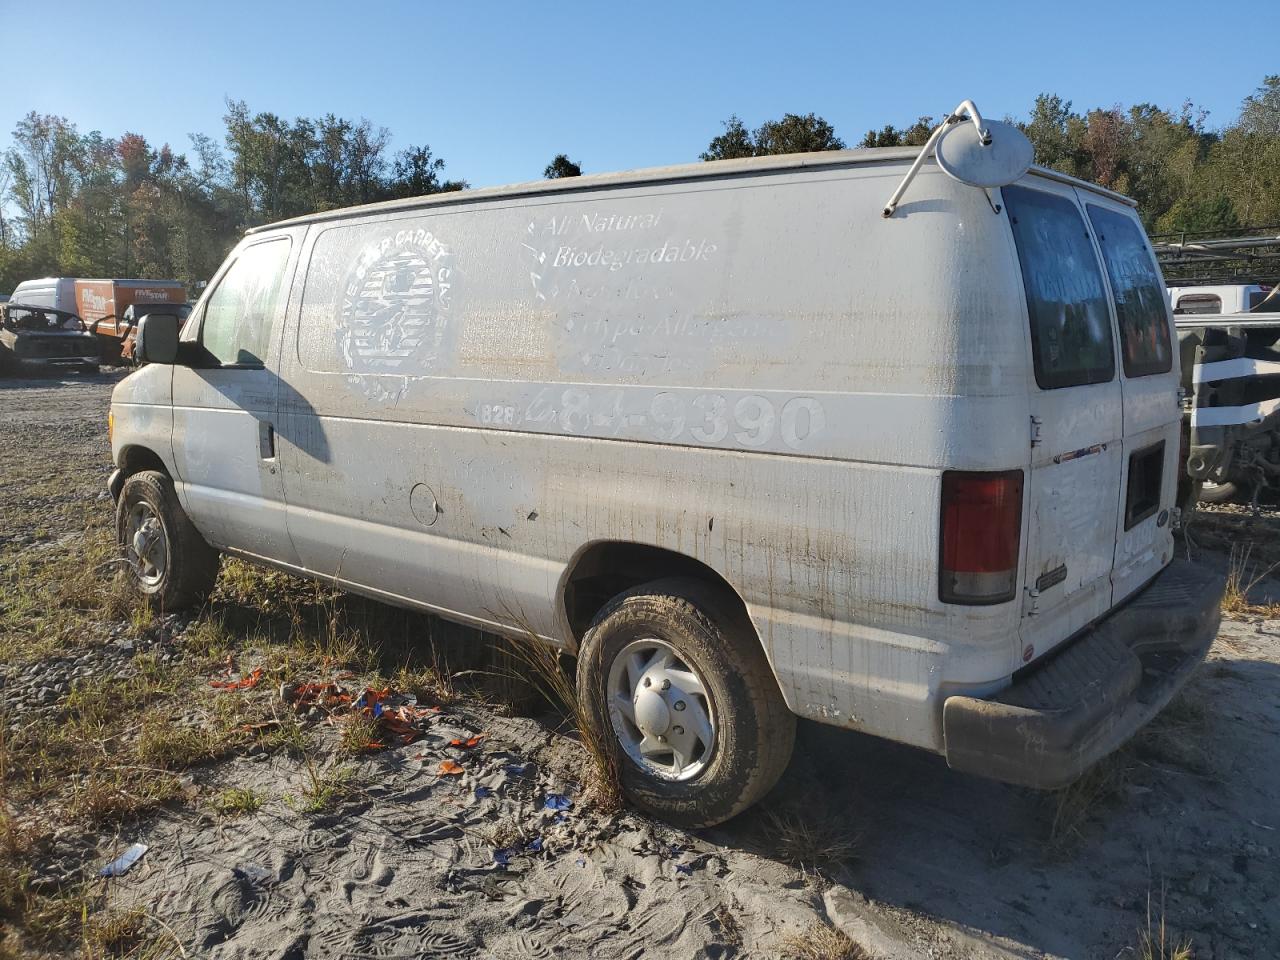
[170,235,300,565]
[1002,183,1123,660]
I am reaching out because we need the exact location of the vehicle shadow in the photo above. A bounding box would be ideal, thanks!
[705,644,1280,958]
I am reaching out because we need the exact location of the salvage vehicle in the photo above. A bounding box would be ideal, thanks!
[0,302,100,374]
[1169,283,1280,318]
[116,301,194,362]
[1175,299,1280,505]
[8,276,187,364]
[108,100,1224,827]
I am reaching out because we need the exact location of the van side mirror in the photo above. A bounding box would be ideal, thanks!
[135,313,180,365]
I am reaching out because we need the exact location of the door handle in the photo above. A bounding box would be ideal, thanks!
[259,421,276,459]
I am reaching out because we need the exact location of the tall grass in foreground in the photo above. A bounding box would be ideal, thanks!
[1222,542,1280,617]
[1137,886,1194,960]
[499,618,620,814]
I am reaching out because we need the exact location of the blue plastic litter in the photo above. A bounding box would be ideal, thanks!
[543,793,571,812]
[474,786,493,800]
[504,762,531,777]
[493,848,513,867]
[100,843,148,877]
[526,837,543,853]
[674,862,694,876]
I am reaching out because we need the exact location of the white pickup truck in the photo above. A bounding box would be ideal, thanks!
[107,102,1224,826]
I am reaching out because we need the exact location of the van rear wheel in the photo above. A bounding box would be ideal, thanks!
[576,577,795,828]
[116,470,220,612]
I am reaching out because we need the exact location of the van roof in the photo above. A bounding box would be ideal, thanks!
[247,147,1137,235]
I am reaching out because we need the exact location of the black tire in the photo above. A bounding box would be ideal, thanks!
[116,470,220,612]
[1200,480,1248,504]
[576,577,795,828]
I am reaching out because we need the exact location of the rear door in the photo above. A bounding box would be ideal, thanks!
[1083,198,1179,603]
[1002,182,1123,658]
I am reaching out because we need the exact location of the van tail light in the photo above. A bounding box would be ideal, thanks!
[939,470,1024,605]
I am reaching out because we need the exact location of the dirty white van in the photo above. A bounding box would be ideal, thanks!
[109,103,1223,826]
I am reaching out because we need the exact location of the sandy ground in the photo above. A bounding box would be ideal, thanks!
[1,372,1278,959]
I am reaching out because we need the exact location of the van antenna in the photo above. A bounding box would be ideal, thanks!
[882,100,992,218]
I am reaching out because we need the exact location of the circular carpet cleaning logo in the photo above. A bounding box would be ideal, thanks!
[337,229,455,400]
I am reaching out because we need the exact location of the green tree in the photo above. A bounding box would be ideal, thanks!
[701,112,844,160]
[389,145,466,198]
[544,154,582,178]
[860,117,934,148]
[700,115,754,161]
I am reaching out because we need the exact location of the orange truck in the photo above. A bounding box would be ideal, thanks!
[9,277,189,362]
[73,279,188,361]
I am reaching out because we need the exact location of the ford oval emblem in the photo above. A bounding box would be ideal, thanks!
[1157,509,1170,528]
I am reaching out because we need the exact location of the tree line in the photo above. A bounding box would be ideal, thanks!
[2,76,1277,294]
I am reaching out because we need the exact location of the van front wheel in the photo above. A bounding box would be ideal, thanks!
[116,470,220,612]
[576,578,795,828]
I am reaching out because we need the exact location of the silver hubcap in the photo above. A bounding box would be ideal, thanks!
[606,638,716,781]
[125,502,167,587]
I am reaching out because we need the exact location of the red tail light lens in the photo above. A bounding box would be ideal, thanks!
[939,470,1024,605]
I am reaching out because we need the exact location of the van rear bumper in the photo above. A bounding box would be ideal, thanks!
[942,558,1225,790]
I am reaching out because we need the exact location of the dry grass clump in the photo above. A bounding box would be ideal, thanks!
[499,629,621,815]
[1135,888,1195,960]
[1134,688,1214,776]
[135,714,222,770]
[1048,689,1214,856]
[762,808,859,877]
[337,711,384,756]
[80,907,150,959]
[1221,542,1280,618]
[69,770,183,826]
[785,923,869,960]
[279,715,355,814]
[1047,753,1133,855]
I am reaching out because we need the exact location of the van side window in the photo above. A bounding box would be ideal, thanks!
[1086,205,1173,378]
[1174,294,1222,315]
[201,239,291,366]
[1003,186,1115,390]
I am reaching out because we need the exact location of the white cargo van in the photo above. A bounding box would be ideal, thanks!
[109,104,1223,826]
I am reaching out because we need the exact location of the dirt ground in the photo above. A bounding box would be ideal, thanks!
[1,372,1278,959]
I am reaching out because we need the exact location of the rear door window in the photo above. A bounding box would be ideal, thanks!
[1003,185,1115,389]
[1086,205,1173,377]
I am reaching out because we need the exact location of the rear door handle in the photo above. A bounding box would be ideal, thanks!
[259,421,276,459]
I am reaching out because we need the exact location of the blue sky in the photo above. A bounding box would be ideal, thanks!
[0,0,1274,189]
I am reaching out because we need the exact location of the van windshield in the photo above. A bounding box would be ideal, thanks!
[1003,186,1115,390]
[1086,205,1173,378]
